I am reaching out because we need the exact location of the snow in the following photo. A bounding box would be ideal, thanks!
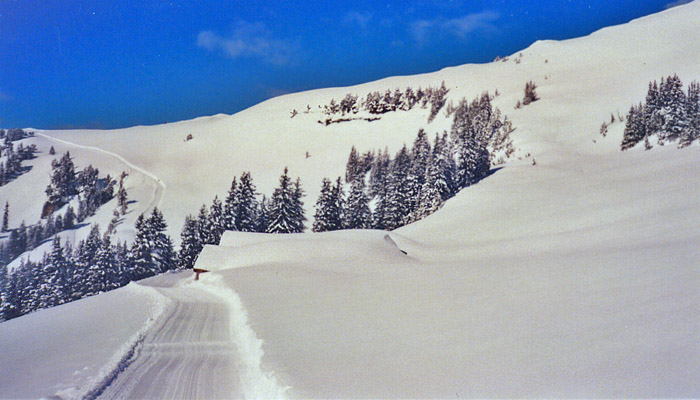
[2,1,700,398]
[0,281,168,399]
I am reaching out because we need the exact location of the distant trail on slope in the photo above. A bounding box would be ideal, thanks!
[34,132,166,212]
[97,284,243,399]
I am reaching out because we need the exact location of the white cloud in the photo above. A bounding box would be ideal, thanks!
[197,20,298,66]
[344,11,373,30]
[410,11,499,45]
[665,0,692,8]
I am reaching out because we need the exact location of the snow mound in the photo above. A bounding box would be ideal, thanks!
[196,230,412,272]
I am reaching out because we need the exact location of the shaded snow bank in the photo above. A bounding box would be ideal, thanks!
[0,282,169,399]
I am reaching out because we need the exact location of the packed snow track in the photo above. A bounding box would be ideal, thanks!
[97,281,243,399]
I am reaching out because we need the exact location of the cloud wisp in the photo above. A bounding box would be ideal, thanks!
[410,11,500,45]
[197,20,299,66]
[344,11,373,31]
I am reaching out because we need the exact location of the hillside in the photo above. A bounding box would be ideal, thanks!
[1,1,699,398]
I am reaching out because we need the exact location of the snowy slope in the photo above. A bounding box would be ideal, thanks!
[29,1,700,244]
[1,1,700,398]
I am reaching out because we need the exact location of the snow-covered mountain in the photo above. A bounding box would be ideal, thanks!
[1,1,699,398]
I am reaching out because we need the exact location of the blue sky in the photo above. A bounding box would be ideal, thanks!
[0,0,685,129]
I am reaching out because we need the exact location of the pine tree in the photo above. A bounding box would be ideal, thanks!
[196,205,213,245]
[681,81,700,147]
[179,215,202,269]
[405,129,431,221]
[660,74,687,142]
[256,195,270,233]
[117,172,129,215]
[148,208,176,273]
[223,176,239,231]
[90,232,115,294]
[235,172,259,232]
[644,80,663,136]
[292,178,306,233]
[75,225,103,298]
[1,264,21,320]
[344,178,372,229]
[130,214,153,281]
[2,201,8,232]
[45,152,77,208]
[345,146,362,183]
[313,178,343,232]
[39,237,70,308]
[64,205,76,230]
[621,104,647,150]
[267,168,305,233]
[384,146,411,229]
[207,196,225,245]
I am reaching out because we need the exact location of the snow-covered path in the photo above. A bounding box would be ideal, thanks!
[97,281,242,399]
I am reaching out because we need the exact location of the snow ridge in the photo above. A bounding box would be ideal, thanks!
[54,283,170,400]
[34,131,167,211]
[193,274,290,399]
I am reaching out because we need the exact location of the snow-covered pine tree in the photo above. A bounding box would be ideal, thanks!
[256,195,270,233]
[313,177,343,232]
[207,196,225,245]
[235,172,259,232]
[405,129,431,222]
[117,172,128,215]
[344,178,372,229]
[44,153,77,214]
[680,80,700,147]
[39,236,71,308]
[384,145,411,230]
[644,80,663,136]
[196,205,213,245]
[292,178,306,233]
[369,148,390,198]
[621,103,647,150]
[345,146,362,183]
[130,214,153,281]
[179,215,201,269]
[267,168,305,233]
[0,264,21,321]
[113,240,131,287]
[91,232,115,294]
[148,208,176,273]
[223,176,239,231]
[660,74,687,142]
[78,225,105,298]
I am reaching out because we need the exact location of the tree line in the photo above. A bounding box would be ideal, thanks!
[621,74,700,150]
[316,81,450,123]
[0,208,175,321]
[313,91,514,231]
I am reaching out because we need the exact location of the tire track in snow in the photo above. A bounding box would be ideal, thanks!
[34,131,166,212]
[96,285,244,399]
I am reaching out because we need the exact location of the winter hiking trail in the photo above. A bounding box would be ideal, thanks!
[34,131,166,213]
[95,274,289,400]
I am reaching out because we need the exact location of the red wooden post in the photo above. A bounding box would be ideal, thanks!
[193,268,209,281]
